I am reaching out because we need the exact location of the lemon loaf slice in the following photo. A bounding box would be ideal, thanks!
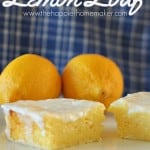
[109,92,150,141]
[1,98,105,149]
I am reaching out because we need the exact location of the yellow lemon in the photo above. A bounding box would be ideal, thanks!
[62,54,124,107]
[0,54,61,104]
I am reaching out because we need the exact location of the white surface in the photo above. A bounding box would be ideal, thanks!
[0,108,150,150]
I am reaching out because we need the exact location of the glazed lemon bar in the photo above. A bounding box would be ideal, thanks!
[1,98,105,150]
[109,92,150,141]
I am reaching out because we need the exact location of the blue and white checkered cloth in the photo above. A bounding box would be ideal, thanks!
[0,1,150,95]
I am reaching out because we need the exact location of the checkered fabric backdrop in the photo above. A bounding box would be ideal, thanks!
[0,1,150,95]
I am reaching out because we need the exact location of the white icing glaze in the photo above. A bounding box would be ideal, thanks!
[1,98,104,139]
[113,92,150,113]
[5,116,10,138]
[2,98,103,121]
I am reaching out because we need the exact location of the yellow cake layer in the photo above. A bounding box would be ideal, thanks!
[109,92,150,141]
[2,98,105,150]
